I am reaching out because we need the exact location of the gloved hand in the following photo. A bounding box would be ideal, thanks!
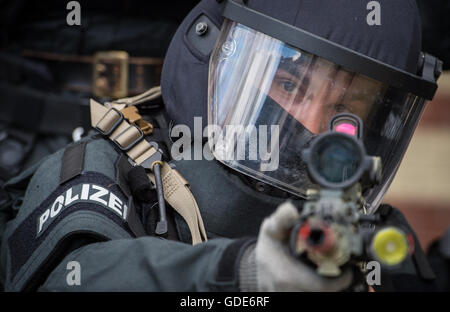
[239,201,353,292]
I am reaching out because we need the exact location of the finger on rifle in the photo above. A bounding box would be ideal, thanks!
[262,201,300,241]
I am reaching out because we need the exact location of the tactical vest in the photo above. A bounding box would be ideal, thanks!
[0,132,296,292]
[0,86,214,290]
[1,133,149,291]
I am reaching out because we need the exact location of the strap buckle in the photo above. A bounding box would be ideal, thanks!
[139,142,163,169]
[94,107,124,136]
[93,51,129,99]
[112,124,144,151]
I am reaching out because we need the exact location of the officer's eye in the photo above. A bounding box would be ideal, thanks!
[281,80,298,93]
[334,104,349,113]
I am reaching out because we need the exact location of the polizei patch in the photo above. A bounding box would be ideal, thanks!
[37,183,128,237]
[8,172,136,285]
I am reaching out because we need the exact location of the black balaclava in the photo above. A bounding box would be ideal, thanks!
[161,0,422,131]
[250,95,316,190]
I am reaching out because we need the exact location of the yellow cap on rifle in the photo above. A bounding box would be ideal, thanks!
[372,227,409,266]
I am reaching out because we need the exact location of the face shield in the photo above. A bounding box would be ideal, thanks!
[207,1,440,213]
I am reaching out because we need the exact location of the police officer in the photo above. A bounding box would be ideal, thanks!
[0,0,442,291]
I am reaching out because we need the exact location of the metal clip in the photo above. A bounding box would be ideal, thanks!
[121,106,154,135]
[140,142,167,237]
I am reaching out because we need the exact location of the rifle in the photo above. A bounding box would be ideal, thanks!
[289,113,414,280]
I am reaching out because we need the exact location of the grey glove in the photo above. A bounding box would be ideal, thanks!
[239,201,353,292]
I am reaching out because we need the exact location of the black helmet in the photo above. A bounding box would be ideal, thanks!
[161,0,442,212]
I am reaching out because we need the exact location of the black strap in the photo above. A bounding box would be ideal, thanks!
[59,141,87,185]
[127,166,153,203]
[114,155,148,237]
[216,237,256,283]
[126,197,147,237]
[115,154,133,198]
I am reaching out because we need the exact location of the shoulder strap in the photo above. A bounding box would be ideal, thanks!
[107,86,162,107]
[90,95,207,245]
[147,163,207,244]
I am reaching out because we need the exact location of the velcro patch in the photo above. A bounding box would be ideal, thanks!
[36,183,128,237]
[8,172,136,282]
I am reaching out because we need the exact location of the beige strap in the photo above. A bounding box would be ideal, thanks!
[90,98,207,245]
[108,86,162,107]
[148,164,208,245]
[91,99,157,161]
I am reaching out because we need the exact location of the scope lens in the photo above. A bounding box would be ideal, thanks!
[311,135,361,184]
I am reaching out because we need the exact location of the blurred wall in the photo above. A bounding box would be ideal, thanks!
[385,71,450,250]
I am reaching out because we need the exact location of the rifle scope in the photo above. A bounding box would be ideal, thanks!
[302,113,381,190]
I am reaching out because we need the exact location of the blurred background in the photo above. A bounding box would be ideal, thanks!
[0,0,449,253]
[385,0,450,252]
[385,71,450,250]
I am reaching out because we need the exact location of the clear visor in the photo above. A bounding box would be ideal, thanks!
[208,20,428,212]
